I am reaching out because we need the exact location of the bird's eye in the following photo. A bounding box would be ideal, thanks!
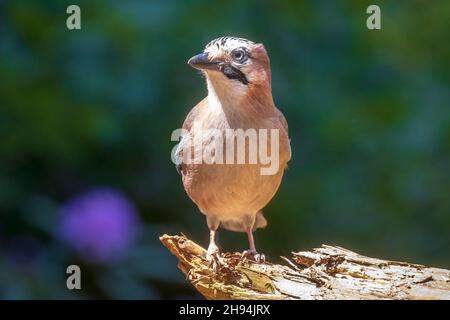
[231,48,248,63]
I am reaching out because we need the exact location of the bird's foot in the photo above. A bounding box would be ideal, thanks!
[206,243,223,272]
[241,249,265,263]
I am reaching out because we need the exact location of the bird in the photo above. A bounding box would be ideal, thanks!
[174,36,291,265]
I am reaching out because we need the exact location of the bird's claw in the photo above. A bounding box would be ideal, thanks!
[241,249,266,263]
[206,244,223,272]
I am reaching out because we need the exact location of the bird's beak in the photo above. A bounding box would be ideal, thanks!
[188,52,221,71]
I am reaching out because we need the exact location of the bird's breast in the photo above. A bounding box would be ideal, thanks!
[181,109,290,217]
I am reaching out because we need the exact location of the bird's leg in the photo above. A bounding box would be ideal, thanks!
[206,228,223,271]
[207,229,219,257]
[242,227,265,263]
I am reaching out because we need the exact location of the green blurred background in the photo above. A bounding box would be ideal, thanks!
[0,0,449,299]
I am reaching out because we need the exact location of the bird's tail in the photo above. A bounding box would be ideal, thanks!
[220,211,268,232]
[253,211,267,231]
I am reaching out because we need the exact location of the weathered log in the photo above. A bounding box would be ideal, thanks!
[160,234,450,300]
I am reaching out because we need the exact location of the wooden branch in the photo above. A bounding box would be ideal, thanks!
[160,234,450,300]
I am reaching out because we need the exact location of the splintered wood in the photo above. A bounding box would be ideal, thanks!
[160,234,450,300]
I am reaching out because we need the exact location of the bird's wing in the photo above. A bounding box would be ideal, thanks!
[174,98,208,174]
[173,141,184,175]
[276,108,292,163]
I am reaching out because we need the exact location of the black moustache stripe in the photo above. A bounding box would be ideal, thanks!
[219,63,249,85]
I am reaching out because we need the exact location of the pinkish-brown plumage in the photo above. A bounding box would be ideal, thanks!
[176,37,291,263]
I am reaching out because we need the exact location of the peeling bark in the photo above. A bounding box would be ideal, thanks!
[160,234,450,300]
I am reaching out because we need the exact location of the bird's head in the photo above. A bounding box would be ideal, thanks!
[188,36,272,105]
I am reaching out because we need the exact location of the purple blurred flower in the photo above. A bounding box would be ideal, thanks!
[59,187,140,264]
